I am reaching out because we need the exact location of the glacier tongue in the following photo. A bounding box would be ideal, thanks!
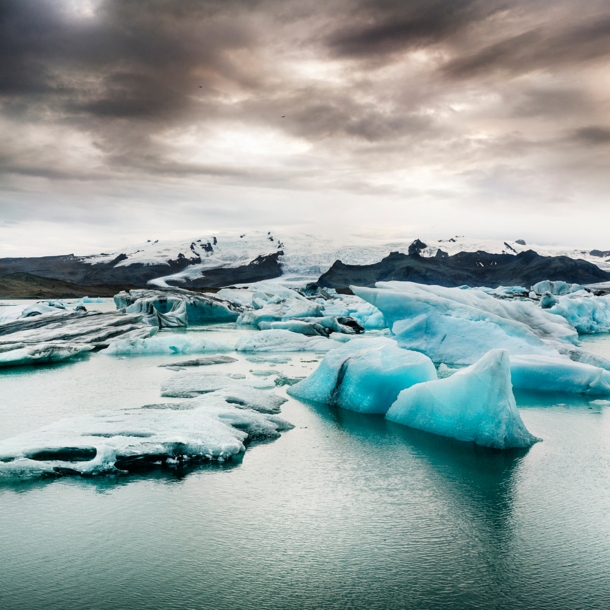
[386,350,540,449]
[288,337,437,414]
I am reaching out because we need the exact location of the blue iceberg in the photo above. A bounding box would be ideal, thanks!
[386,349,540,449]
[288,337,437,413]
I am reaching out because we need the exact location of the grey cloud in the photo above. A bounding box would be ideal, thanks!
[326,0,497,58]
[570,126,610,146]
[443,16,610,79]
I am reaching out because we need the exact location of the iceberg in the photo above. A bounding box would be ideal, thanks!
[235,330,333,352]
[115,289,242,324]
[546,295,610,334]
[386,350,540,449]
[0,403,292,478]
[0,310,156,366]
[125,298,188,329]
[353,282,610,394]
[531,280,583,296]
[353,283,576,366]
[510,355,610,394]
[104,334,233,356]
[288,337,437,413]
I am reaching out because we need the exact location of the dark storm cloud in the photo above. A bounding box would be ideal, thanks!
[444,16,610,79]
[2,0,610,253]
[326,0,499,58]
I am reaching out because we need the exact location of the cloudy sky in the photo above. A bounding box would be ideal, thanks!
[1,0,610,255]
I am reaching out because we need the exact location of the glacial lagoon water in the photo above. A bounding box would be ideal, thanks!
[2,316,610,609]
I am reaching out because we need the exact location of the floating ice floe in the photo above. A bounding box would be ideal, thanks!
[258,320,330,336]
[115,288,243,325]
[158,355,238,369]
[0,343,94,367]
[288,337,437,413]
[235,329,334,352]
[161,372,276,398]
[104,334,233,356]
[0,403,292,478]
[386,350,540,449]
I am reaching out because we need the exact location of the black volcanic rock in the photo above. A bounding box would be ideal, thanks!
[317,249,610,289]
[0,273,139,298]
[166,252,283,289]
[0,254,196,287]
[408,239,427,256]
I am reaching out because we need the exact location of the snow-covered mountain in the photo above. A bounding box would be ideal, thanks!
[83,231,610,285]
[1,230,610,288]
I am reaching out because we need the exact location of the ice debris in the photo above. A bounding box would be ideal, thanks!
[288,337,437,413]
[531,280,583,296]
[158,355,238,368]
[386,350,540,449]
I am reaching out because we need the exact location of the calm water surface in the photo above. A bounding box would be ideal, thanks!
[1,320,610,609]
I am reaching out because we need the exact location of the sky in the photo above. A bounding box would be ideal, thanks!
[1,0,610,256]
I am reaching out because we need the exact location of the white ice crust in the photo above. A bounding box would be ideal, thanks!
[160,372,276,399]
[235,330,334,352]
[104,334,233,356]
[288,337,437,413]
[386,349,540,449]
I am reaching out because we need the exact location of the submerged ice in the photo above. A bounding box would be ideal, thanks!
[386,350,540,449]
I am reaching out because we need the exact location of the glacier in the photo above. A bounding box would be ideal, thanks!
[288,337,437,413]
[386,350,540,449]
